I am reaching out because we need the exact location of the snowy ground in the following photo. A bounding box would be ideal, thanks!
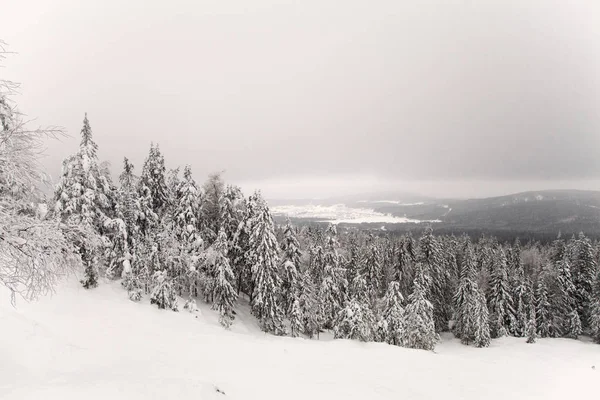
[271,203,439,224]
[2,276,599,400]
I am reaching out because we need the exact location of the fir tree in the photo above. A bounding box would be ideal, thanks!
[401,264,437,351]
[211,229,237,328]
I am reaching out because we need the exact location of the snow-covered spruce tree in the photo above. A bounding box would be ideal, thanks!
[571,232,597,328]
[102,217,129,279]
[590,299,600,344]
[487,248,515,338]
[139,143,169,221]
[165,167,181,215]
[556,252,581,338]
[453,241,491,347]
[535,264,556,338]
[297,270,320,338]
[345,233,362,286]
[229,194,252,296]
[334,273,375,342]
[54,114,115,288]
[361,234,382,304]
[401,263,437,350]
[318,233,348,330]
[117,158,142,247]
[280,218,301,315]
[201,172,225,245]
[308,244,325,286]
[590,268,600,343]
[222,184,245,250]
[396,234,416,299]
[150,270,179,311]
[526,296,537,344]
[247,193,286,335]
[381,281,405,346]
[211,229,238,328]
[417,227,447,332]
[508,244,530,337]
[173,165,202,249]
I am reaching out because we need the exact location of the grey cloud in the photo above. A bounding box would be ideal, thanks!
[2,0,600,194]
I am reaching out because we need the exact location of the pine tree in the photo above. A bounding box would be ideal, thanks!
[247,193,286,335]
[381,281,405,346]
[453,241,491,347]
[211,229,237,328]
[487,247,514,338]
[401,264,437,350]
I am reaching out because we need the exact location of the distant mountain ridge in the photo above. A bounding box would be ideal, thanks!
[271,189,600,237]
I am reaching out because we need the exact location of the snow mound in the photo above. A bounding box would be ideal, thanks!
[1,278,599,400]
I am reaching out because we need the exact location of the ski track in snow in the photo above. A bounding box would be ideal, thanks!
[1,277,599,400]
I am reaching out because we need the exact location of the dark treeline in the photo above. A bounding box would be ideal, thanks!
[52,115,600,351]
[275,219,600,245]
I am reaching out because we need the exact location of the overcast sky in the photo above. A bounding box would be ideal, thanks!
[2,0,600,199]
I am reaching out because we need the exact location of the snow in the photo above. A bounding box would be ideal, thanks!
[2,277,599,400]
[357,200,425,206]
[271,204,439,224]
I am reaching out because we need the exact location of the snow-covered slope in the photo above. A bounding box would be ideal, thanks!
[2,277,599,400]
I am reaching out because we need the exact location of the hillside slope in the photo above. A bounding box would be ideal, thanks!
[2,276,599,400]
